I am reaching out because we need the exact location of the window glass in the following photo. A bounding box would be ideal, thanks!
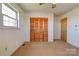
[2,4,17,27]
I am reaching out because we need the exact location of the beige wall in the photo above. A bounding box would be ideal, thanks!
[59,6,79,48]
[54,6,79,48]
[54,15,61,40]
[0,3,54,55]
[0,4,26,55]
[25,11,54,42]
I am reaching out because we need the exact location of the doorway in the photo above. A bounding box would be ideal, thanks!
[61,17,67,42]
[30,17,48,42]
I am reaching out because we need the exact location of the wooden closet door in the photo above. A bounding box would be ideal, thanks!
[39,18,44,42]
[30,17,48,42]
[34,18,39,42]
[30,18,35,42]
[43,18,48,42]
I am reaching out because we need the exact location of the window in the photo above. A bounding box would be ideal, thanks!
[2,4,18,27]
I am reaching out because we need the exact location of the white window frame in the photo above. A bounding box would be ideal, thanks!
[0,3,19,29]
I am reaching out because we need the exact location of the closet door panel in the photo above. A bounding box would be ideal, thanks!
[30,17,48,42]
[34,18,39,42]
[39,18,44,42]
[30,18,35,42]
[43,18,48,42]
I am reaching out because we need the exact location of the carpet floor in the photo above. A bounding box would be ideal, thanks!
[12,40,79,56]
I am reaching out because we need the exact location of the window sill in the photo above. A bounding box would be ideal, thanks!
[0,26,19,30]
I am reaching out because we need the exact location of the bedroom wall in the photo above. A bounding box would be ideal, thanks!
[25,10,54,42]
[60,6,79,48]
[0,4,26,55]
[54,15,61,40]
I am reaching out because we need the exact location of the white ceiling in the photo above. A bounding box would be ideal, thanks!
[18,3,79,16]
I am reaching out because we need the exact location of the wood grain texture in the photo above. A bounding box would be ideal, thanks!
[61,17,67,42]
[30,17,48,42]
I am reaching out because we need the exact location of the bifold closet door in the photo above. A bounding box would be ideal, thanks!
[39,18,44,42]
[43,18,48,42]
[30,17,48,42]
[34,18,40,42]
[30,18,35,42]
[30,18,40,42]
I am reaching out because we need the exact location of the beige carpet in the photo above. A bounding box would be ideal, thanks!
[12,40,79,56]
